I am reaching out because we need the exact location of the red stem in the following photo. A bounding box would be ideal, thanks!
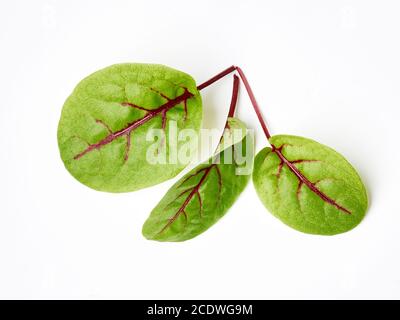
[228,75,240,118]
[213,74,241,155]
[197,66,271,139]
[235,67,271,139]
[197,65,237,91]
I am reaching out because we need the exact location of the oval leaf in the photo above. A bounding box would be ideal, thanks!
[253,135,368,235]
[58,63,202,192]
[142,123,254,242]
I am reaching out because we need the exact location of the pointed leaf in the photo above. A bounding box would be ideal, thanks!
[214,117,247,154]
[142,122,254,242]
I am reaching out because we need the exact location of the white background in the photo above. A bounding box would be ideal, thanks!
[0,0,399,299]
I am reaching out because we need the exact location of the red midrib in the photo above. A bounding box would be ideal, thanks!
[272,146,351,215]
[73,89,193,160]
[158,164,220,235]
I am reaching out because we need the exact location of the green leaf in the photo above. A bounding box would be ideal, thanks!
[57,63,202,192]
[253,135,368,235]
[142,122,254,242]
[214,117,247,154]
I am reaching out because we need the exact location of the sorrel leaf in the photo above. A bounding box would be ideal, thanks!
[253,135,368,235]
[207,66,369,235]
[142,121,254,242]
[58,63,202,192]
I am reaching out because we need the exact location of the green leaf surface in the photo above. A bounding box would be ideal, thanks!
[214,117,247,154]
[58,63,202,192]
[253,135,368,235]
[142,122,254,242]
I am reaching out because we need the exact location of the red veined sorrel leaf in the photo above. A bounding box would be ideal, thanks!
[196,65,368,234]
[58,63,202,192]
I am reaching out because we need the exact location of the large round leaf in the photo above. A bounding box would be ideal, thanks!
[253,135,368,235]
[58,63,202,192]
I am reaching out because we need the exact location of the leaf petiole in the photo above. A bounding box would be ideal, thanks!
[228,74,240,118]
[197,66,272,139]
